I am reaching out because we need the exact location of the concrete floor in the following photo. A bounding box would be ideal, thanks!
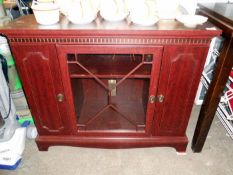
[1,106,233,175]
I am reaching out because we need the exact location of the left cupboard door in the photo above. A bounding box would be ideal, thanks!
[10,44,76,135]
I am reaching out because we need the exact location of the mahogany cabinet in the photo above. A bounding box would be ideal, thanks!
[0,15,220,152]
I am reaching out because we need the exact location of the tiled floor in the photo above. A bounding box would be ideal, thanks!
[1,106,233,175]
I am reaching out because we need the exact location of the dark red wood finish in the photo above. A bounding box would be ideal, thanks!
[10,44,76,135]
[154,46,209,136]
[0,15,220,152]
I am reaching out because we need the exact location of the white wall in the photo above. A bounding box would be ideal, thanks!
[180,0,230,14]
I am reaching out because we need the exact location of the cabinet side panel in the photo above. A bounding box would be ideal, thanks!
[11,44,70,135]
[154,45,209,136]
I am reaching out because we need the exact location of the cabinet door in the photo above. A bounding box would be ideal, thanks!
[11,44,75,135]
[154,46,209,136]
[57,45,163,136]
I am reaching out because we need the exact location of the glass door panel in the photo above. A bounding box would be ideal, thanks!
[66,52,157,133]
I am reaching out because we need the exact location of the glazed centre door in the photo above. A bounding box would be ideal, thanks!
[57,45,163,135]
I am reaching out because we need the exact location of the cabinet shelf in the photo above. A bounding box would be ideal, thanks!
[69,74,151,79]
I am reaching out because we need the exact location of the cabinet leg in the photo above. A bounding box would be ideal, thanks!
[174,144,187,154]
[36,143,49,151]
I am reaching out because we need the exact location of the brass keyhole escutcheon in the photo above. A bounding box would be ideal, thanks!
[57,93,64,102]
[149,95,156,104]
[108,79,117,96]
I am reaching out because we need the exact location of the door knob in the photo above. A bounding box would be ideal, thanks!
[157,94,164,103]
[57,93,64,102]
[149,95,156,104]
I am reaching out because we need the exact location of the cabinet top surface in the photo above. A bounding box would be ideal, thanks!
[0,15,220,37]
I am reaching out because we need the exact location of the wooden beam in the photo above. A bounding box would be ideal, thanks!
[192,36,233,152]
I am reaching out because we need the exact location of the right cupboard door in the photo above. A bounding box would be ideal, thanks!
[154,46,209,136]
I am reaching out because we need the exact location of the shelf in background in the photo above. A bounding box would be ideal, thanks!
[69,74,151,79]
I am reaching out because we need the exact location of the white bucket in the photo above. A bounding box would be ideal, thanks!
[31,3,60,25]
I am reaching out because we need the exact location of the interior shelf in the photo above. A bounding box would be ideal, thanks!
[69,74,151,79]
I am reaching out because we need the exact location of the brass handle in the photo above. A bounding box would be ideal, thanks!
[57,93,64,102]
[157,94,164,103]
[149,95,156,104]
